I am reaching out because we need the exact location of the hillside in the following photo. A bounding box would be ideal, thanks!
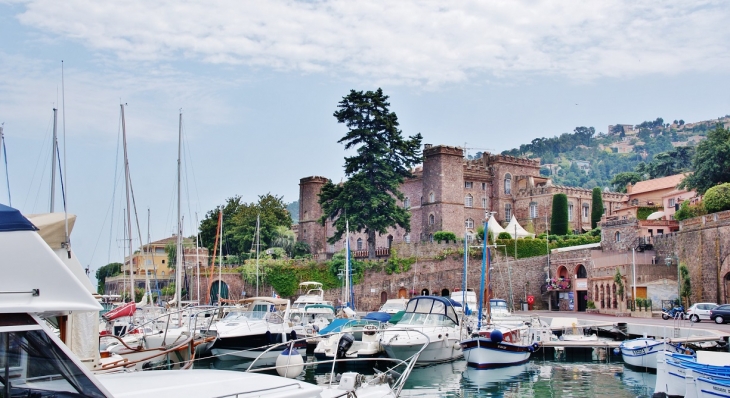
[498,116,730,191]
[287,201,299,224]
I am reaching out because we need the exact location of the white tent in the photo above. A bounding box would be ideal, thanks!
[486,214,506,238]
[505,215,535,239]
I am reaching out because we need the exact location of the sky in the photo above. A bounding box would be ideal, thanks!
[1,0,730,281]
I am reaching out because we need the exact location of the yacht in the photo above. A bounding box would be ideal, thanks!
[380,296,465,364]
[314,319,384,361]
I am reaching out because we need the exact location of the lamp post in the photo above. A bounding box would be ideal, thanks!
[665,254,680,306]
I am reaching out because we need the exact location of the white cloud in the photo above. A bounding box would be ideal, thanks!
[12,0,730,86]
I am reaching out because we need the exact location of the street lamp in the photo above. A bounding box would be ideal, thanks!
[665,254,680,306]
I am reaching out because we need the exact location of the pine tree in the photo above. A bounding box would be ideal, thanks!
[591,187,603,229]
[319,89,423,259]
[551,193,569,235]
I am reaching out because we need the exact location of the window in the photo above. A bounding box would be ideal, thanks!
[529,202,538,219]
[505,203,512,220]
[161,271,165,276]
[429,192,435,203]
[668,198,675,207]
[481,182,486,190]
[465,218,474,229]
[465,194,473,207]
[657,229,664,235]
[404,234,411,243]
[404,197,410,209]
[428,214,435,225]
[420,196,424,205]
[568,203,574,221]
[631,199,639,206]
[429,233,434,242]
[504,174,512,194]
[583,204,590,218]
[162,259,165,264]
[482,197,487,209]
[465,181,473,189]
[356,238,363,250]
[615,231,621,242]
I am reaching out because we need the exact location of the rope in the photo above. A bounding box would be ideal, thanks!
[3,139,10,206]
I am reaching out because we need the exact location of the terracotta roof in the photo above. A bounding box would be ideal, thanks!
[147,235,195,246]
[630,174,687,195]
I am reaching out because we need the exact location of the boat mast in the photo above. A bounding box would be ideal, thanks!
[218,212,223,306]
[195,212,200,304]
[120,104,134,302]
[50,108,58,212]
[345,220,350,309]
[0,124,9,206]
[255,214,260,297]
[176,110,183,314]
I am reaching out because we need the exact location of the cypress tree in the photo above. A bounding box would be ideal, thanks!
[591,187,604,229]
[551,193,568,235]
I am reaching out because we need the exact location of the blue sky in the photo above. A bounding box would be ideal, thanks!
[1,0,730,278]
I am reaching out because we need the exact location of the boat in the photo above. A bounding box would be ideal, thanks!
[291,303,336,348]
[619,337,688,370]
[291,281,333,313]
[313,319,384,361]
[655,350,730,397]
[0,204,410,397]
[380,295,465,364]
[208,297,307,362]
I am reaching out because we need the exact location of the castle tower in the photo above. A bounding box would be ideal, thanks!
[421,145,465,240]
[298,176,328,254]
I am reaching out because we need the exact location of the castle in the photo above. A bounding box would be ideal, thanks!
[298,144,624,256]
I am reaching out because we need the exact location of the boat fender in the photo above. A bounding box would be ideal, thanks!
[613,348,620,355]
[532,342,539,351]
[453,342,461,350]
[490,330,503,344]
[276,347,304,378]
[438,334,442,339]
[445,333,449,338]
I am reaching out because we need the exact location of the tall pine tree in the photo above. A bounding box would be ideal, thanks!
[551,193,569,236]
[319,89,423,259]
[591,187,604,229]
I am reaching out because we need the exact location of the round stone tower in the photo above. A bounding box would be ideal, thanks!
[298,176,329,254]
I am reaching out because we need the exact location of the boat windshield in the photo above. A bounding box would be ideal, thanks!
[380,302,406,312]
[0,328,106,397]
[403,297,458,325]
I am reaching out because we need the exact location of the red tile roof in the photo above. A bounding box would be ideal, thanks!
[630,174,687,195]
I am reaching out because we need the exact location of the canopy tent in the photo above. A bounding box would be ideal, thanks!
[646,211,666,220]
[505,215,535,239]
[487,214,506,238]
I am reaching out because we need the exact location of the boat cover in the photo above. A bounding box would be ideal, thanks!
[318,319,351,335]
[0,203,38,231]
[363,312,391,322]
[388,310,405,324]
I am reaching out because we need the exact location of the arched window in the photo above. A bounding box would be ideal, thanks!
[504,173,512,194]
[429,192,435,203]
[357,238,363,250]
[505,203,512,220]
[614,231,621,242]
[404,197,410,209]
[529,202,538,219]
[465,218,474,229]
[465,194,473,207]
[428,214,435,225]
[387,235,393,248]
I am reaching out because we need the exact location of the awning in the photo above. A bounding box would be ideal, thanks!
[646,211,665,220]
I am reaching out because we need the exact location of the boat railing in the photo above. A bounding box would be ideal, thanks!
[110,306,222,341]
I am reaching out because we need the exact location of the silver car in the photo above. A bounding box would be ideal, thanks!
[685,302,718,322]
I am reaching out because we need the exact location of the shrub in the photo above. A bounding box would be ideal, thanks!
[497,232,512,240]
[637,206,663,220]
[674,200,707,221]
[551,193,569,235]
[703,183,730,213]
[433,231,457,242]
[591,187,603,229]
[587,300,596,309]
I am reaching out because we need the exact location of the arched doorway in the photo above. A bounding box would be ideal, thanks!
[441,288,450,297]
[575,264,587,278]
[387,235,394,248]
[210,280,229,304]
[380,291,388,304]
[575,264,588,312]
[556,266,569,279]
[398,288,407,299]
[421,288,430,296]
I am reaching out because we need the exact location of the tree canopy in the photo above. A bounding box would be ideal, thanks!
[680,125,730,194]
[199,193,292,261]
[551,193,569,235]
[319,88,423,258]
[591,187,603,229]
[95,262,122,294]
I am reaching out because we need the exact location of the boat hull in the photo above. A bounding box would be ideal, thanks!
[383,337,462,364]
[620,338,685,369]
[460,338,531,368]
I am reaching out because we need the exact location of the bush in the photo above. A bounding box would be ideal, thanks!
[497,232,512,240]
[587,300,596,309]
[551,193,569,235]
[703,183,730,213]
[292,241,311,258]
[433,231,457,242]
[637,206,662,220]
[674,200,707,221]
[591,187,604,229]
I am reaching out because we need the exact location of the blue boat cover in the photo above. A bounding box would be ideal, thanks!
[318,319,350,335]
[363,312,391,322]
[0,204,37,232]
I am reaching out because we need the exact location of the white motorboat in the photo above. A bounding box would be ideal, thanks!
[291,303,336,347]
[291,281,333,313]
[460,327,537,368]
[655,350,730,397]
[619,337,687,369]
[314,319,383,361]
[209,297,307,362]
[0,203,410,397]
[380,296,464,364]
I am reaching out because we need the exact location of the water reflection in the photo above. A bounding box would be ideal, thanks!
[400,361,465,397]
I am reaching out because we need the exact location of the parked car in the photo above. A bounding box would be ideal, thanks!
[709,304,730,324]
[685,302,718,322]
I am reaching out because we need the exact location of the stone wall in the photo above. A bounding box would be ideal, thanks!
[601,219,639,251]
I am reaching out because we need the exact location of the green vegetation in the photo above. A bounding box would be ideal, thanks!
[637,206,663,220]
[497,232,512,240]
[587,300,596,309]
[551,194,569,235]
[318,88,423,259]
[287,201,299,224]
[433,231,456,243]
[611,172,643,193]
[591,187,603,229]
[702,183,730,213]
[614,269,624,299]
[674,200,707,221]
[95,262,122,294]
[199,194,293,260]
[680,125,730,194]
[680,264,692,306]
[495,234,600,259]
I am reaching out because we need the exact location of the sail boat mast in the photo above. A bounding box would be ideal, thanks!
[255,214,260,297]
[50,108,58,212]
[120,104,134,301]
[175,111,183,313]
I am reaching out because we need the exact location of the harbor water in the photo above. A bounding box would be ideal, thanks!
[196,355,657,397]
